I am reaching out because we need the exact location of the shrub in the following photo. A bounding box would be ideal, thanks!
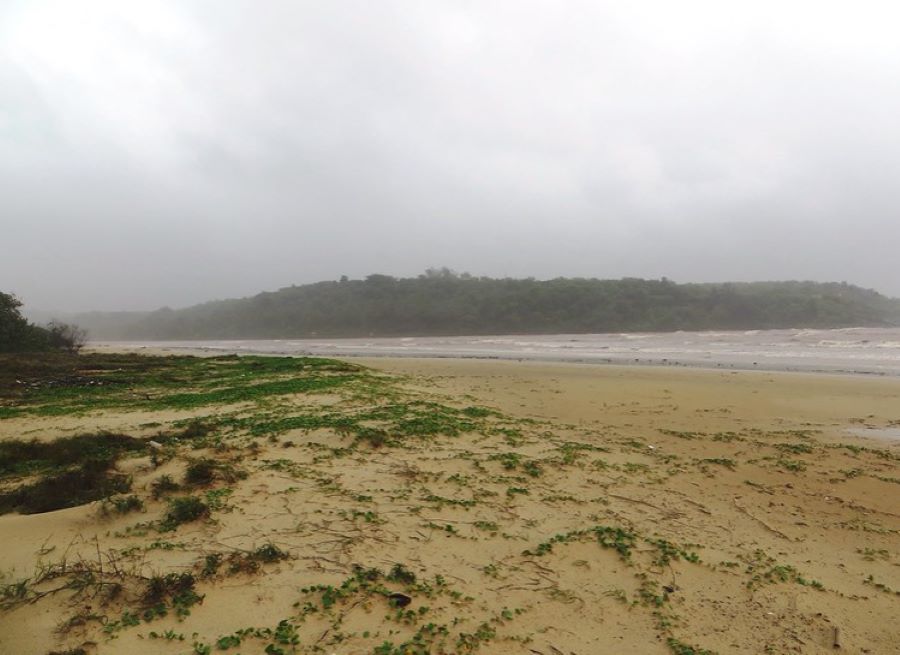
[45,321,87,354]
[387,563,417,585]
[0,432,144,515]
[102,494,144,515]
[0,465,131,515]
[176,420,215,440]
[252,543,289,563]
[151,474,180,499]
[162,496,209,530]
[0,432,144,477]
[143,572,197,606]
[183,458,245,487]
[184,459,217,486]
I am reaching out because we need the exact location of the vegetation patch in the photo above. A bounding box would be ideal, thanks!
[183,457,246,487]
[0,354,365,418]
[0,460,132,515]
[524,525,638,559]
[0,431,149,514]
[160,496,210,531]
[101,494,144,515]
[151,474,180,499]
[201,543,290,577]
[742,550,823,590]
[0,432,145,478]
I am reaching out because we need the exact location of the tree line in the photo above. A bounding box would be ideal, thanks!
[71,272,900,340]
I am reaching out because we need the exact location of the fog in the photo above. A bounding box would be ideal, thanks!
[2,1,899,312]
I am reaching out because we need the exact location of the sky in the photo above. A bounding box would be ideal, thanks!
[2,0,900,312]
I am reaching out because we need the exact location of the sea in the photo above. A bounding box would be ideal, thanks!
[95,326,900,377]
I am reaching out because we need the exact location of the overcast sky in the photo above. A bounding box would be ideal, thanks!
[3,1,900,312]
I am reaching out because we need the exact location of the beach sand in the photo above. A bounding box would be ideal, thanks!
[1,357,898,654]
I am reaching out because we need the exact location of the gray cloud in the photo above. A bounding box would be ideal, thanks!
[2,0,899,311]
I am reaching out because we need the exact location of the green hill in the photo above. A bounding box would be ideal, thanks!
[71,272,900,340]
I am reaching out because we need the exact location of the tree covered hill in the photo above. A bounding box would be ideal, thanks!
[71,273,900,340]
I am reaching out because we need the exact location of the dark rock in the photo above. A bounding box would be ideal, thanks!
[388,592,412,608]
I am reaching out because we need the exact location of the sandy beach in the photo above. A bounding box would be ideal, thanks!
[1,356,899,654]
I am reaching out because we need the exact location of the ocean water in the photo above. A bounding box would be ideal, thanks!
[96,327,900,376]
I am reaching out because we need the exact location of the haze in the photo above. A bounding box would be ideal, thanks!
[3,1,900,313]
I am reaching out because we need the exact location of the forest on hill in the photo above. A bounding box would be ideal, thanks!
[68,272,900,340]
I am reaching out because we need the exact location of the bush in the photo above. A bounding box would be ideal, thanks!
[184,459,217,486]
[143,572,197,606]
[183,458,245,486]
[176,420,216,440]
[0,432,145,477]
[387,563,417,585]
[45,321,87,354]
[252,542,289,563]
[151,474,180,499]
[0,432,144,514]
[0,466,132,515]
[162,496,209,529]
[102,494,144,515]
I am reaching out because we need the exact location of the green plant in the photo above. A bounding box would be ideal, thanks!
[524,525,637,559]
[161,496,209,530]
[220,543,290,575]
[204,487,233,511]
[777,458,806,473]
[0,432,145,514]
[387,563,417,585]
[201,553,222,577]
[216,634,242,649]
[184,458,218,486]
[0,463,132,515]
[699,458,736,470]
[151,474,180,499]
[143,572,200,606]
[102,494,144,515]
[667,637,717,655]
[269,619,300,652]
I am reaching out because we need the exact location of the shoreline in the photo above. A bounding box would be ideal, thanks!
[88,340,900,379]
